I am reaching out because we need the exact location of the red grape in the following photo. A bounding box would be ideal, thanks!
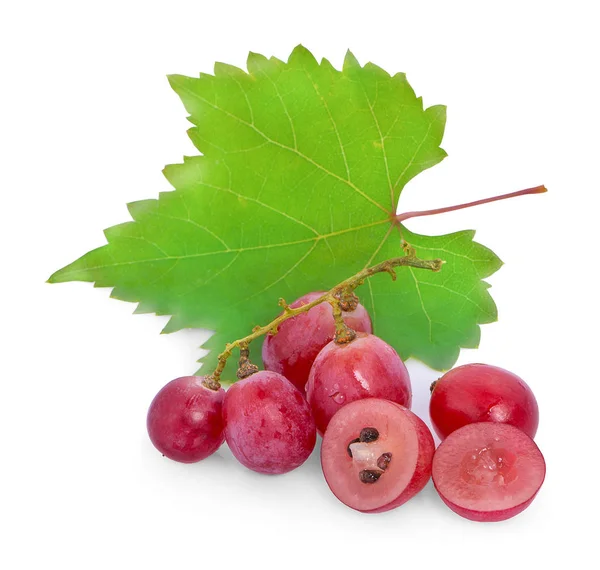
[321,398,434,513]
[306,333,412,434]
[430,363,539,440]
[262,291,372,392]
[223,371,317,474]
[147,376,225,463]
[432,422,546,522]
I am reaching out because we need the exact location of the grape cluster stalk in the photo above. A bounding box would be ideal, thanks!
[203,244,443,389]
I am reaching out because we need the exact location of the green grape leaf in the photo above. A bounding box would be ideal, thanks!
[49,45,502,377]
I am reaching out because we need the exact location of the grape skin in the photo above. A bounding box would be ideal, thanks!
[306,333,412,434]
[262,291,372,392]
[223,371,317,474]
[147,376,225,463]
[429,363,539,440]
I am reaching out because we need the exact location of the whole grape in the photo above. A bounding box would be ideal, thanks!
[147,376,225,463]
[306,333,412,434]
[223,371,316,474]
[429,363,539,440]
[262,291,372,392]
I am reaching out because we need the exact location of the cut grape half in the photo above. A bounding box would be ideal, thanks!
[432,422,546,522]
[321,399,434,513]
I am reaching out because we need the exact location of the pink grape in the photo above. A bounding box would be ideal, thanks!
[321,398,434,513]
[432,422,546,522]
[262,291,372,392]
[147,376,225,463]
[430,363,539,440]
[223,371,317,474]
[306,333,412,434]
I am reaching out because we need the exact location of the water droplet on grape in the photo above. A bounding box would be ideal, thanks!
[332,392,345,404]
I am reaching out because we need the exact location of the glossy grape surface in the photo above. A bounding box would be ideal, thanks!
[430,363,539,440]
[223,371,317,474]
[262,291,372,392]
[321,398,434,513]
[432,422,546,522]
[306,333,411,434]
[147,376,225,463]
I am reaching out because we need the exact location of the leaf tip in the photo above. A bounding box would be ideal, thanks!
[213,61,246,78]
[247,50,268,73]
[166,73,184,90]
[343,49,360,71]
[289,44,318,68]
[425,104,447,130]
[290,43,309,57]
[364,61,391,78]
[47,267,69,284]
[161,316,183,335]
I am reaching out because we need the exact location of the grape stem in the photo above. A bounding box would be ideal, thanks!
[203,245,443,389]
[395,185,547,224]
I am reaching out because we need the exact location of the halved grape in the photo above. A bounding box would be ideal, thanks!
[430,363,539,440]
[147,376,225,463]
[321,399,434,513]
[306,333,411,434]
[432,422,545,522]
[262,291,372,392]
[223,371,316,474]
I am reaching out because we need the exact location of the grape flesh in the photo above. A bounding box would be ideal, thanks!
[223,371,317,474]
[432,422,546,522]
[262,291,372,392]
[147,376,225,463]
[430,363,539,440]
[321,398,434,513]
[306,333,412,434]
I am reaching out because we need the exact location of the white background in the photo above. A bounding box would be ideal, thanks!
[2,1,598,568]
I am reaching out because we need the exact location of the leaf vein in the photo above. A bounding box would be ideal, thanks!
[150,212,231,250]
[58,220,390,277]
[304,68,351,181]
[422,281,493,316]
[198,181,320,236]
[241,241,320,303]
[175,81,388,214]
[408,267,433,342]
[393,121,433,194]
[360,82,395,209]
[363,224,394,269]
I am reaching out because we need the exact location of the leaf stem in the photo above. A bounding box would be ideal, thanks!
[204,249,443,388]
[395,185,547,224]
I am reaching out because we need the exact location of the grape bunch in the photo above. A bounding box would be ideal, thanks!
[147,292,545,522]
